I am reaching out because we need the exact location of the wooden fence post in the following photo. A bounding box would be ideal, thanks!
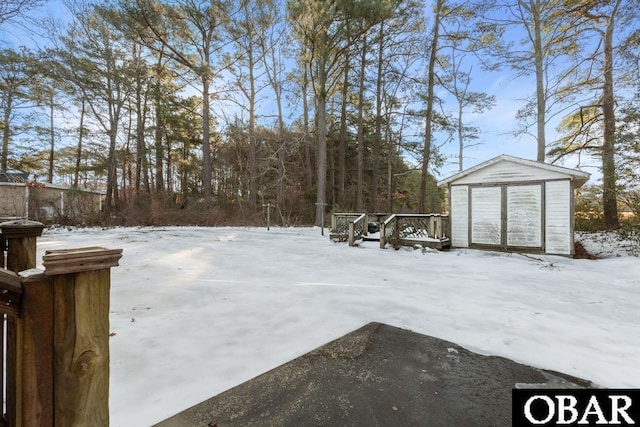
[392,216,400,249]
[1,223,122,427]
[42,247,122,427]
[348,221,355,247]
[0,220,44,273]
[0,220,44,427]
[16,271,55,427]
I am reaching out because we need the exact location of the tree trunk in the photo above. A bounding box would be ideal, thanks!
[1,93,13,173]
[531,0,547,162]
[386,111,394,212]
[315,63,328,227]
[601,1,620,229]
[371,22,384,212]
[303,63,313,191]
[338,51,349,207]
[248,44,257,212]
[356,33,367,211]
[202,74,213,198]
[419,0,442,213]
[105,129,118,214]
[48,91,55,183]
[328,103,335,208]
[73,99,85,188]
[275,79,286,225]
[135,61,150,197]
[155,92,164,194]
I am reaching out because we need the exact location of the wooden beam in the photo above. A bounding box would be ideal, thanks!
[42,247,122,276]
[45,247,121,427]
[53,270,110,426]
[19,273,54,427]
[6,316,22,427]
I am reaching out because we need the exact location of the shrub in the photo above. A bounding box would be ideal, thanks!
[617,222,640,257]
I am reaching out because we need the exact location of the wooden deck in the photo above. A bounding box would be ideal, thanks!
[331,213,450,250]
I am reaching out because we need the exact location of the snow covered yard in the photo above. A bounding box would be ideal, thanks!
[36,226,640,427]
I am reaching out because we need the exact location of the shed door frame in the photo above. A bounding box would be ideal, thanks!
[468,182,545,252]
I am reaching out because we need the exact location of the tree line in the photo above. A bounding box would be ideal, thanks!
[0,0,638,228]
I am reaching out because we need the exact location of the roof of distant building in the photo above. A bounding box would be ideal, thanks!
[0,172,31,183]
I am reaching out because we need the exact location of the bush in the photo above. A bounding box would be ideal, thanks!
[574,212,605,232]
[618,222,640,257]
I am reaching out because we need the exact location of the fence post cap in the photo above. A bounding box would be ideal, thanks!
[0,219,45,237]
[42,246,123,276]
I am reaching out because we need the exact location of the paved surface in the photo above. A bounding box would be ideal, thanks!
[155,322,591,427]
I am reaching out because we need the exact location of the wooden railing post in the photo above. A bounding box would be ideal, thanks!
[16,271,55,427]
[392,216,400,248]
[1,235,6,269]
[0,220,45,273]
[42,247,122,427]
[380,215,396,249]
[0,220,43,427]
[348,221,355,247]
[429,215,436,238]
[434,215,442,239]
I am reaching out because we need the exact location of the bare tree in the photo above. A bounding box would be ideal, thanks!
[0,0,44,27]
[226,0,276,211]
[440,47,495,171]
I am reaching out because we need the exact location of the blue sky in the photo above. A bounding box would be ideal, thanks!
[0,0,600,186]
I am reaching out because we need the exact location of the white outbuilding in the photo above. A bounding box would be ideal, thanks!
[437,155,590,256]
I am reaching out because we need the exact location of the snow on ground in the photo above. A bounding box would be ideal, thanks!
[36,226,640,427]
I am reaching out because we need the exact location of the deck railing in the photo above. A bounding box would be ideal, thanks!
[0,220,121,427]
[330,213,366,242]
[380,214,450,249]
[348,214,367,247]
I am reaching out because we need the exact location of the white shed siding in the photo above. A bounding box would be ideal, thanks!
[470,186,502,245]
[506,185,542,248]
[439,156,588,255]
[545,180,572,255]
[453,161,568,185]
[450,185,469,247]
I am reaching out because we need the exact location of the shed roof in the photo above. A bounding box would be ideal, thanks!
[437,155,590,188]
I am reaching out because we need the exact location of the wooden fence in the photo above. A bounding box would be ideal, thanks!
[380,214,450,250]
[0,220,121,427]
